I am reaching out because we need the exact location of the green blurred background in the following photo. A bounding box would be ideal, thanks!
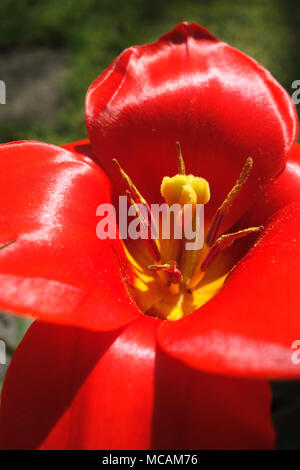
[0,0,299,145]
[0,0,300,449]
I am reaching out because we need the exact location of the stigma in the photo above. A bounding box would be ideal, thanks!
[113,144,262,321]
[161,144,210,208]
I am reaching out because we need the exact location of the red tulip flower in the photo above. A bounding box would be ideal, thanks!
[0,22,300,450]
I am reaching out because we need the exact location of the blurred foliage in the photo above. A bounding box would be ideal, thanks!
[0,0,299,144]
[0,314,32,388]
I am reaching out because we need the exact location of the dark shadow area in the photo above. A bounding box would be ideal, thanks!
[271,381,300,449]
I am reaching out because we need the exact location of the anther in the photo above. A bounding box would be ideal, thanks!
[113,158,159,237]
[206,157,253,246]
[0,240,16,250]
[113,158,146,205]
[148,260,183,285]
[126,190,161,263]
[201,226,263,272]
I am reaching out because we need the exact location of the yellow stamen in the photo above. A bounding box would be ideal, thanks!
[114,147,260,322]
[113,158,147,205]
[201,225,262,273]
[126,190,161,263]
[219,157,253,215]
[188,226,262,290]
[206,157,253,246]
[209,226,263,252]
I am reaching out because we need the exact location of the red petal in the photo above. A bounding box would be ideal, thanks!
[158,202,300,378]
[241,143,300,227]
[0,317,274,450]
[86,21,297,228]
[62,139,96,162]
[0,141,139,330]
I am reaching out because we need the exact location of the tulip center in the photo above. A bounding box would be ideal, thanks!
[114,144,262,321]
